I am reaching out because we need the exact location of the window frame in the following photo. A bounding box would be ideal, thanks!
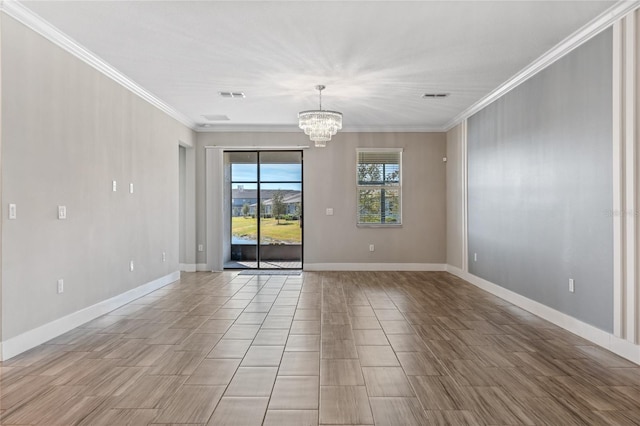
[355,147,403,227]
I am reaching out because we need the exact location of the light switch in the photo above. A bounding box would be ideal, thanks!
[112,180,117,192]
[129,183,134,194]
[58,205,67,220]
[9,203,17,219]
[326,208,334,216]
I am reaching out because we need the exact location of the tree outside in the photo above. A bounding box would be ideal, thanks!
[271,190,285,224]
[358,189,381,222]
[241,203,250,218]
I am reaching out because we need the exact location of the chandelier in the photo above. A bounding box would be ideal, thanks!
[298,85,343,147]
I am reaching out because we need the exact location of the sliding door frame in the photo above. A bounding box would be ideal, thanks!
[226,150,303,270]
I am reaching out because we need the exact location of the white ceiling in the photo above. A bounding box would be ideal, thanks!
[19,1,616,131]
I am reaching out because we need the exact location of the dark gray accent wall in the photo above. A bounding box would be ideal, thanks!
[467,29,613,332]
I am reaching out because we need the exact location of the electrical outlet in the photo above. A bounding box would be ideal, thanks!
[58,205,67,220]
[162,251,166,262]
[129,183,134,194]
[569,278,575,293]
[369,244,375,252]
[9,203,17,219]
[112,180,117,192]
[326,208,334,216]
[130,260,134,272]
[57,279,64,294]
[198,244,204,252]
[474,253,478,262]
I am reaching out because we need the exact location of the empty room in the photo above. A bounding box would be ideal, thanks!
[1,0,639,425]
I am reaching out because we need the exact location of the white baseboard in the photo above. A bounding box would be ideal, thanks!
[180,263,197,272]
[196,263,209,271]
[1,271,180,361]
[304,263,446,272]
[446,265,640,365]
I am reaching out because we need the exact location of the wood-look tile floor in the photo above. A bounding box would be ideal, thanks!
[1,271,639,425]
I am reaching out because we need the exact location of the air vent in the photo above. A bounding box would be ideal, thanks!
[422,93,449,98]
[202,114,230,121]
[219,92,245,98]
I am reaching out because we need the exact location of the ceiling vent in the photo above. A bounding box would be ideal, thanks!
[219,91,245,98]
[202,114,230,121]
[422,93,449,98]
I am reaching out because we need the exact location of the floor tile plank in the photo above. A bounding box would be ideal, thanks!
[319,386,374,425]
[269,376,319,410]
[279,351,320,376]
[206,397,269,426]
[369,397,430,426]
[225,367,278,397]
[263,409,319,426]
[154,385,224,423]
[361,367,415,397]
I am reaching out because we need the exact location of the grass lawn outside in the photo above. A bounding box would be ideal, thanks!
[232,216,302,244]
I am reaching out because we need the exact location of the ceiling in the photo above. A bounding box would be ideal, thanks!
[18,1,616,132]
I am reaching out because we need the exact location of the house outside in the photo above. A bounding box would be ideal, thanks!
[232,187,301,218]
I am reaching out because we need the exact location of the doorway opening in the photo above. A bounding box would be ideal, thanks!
[223,151,302,269]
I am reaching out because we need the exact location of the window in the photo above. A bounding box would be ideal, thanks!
[356,148,402,226]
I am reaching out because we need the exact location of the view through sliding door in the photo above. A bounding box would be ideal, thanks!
[225,151,302,269]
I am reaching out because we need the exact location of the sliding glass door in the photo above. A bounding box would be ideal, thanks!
[228,152,259,267]
[225,151,302,269]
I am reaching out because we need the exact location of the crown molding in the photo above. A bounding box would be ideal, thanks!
[343,125,446,133]
[0,0,197,130]
[196,124,446,133]
[204,145,310,150]
[444,0,640,131]
[197,124,301,133]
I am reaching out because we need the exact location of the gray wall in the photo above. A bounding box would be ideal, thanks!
[0,14,3,341]
[196,132,447,266]
[467,29,613,332]
[446,123,464,270]
[1,15,195,340]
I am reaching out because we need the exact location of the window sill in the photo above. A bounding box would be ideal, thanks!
[356,223,403,228]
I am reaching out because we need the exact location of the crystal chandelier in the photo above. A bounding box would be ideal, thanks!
[298,85,343,147]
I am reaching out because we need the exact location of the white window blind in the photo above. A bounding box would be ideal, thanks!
[356,148,402,225]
